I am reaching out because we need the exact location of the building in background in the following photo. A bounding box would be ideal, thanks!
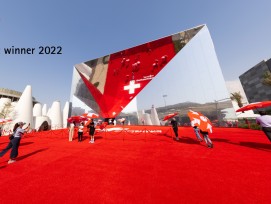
[225,80,259,119]
[239,58,271,104]
[0,88,38,104]
[70,24,235,126]
[0,86,70,135]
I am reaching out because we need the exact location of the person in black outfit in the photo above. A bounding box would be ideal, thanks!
[88,119,96,143]
[171,118,179,141]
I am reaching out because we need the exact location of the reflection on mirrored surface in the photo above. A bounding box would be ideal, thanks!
[70,25,237,126]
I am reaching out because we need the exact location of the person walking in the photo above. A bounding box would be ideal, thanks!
[170,118,179,141]
[88,119,96,143]
[0,122,30,164]
[191,121,203,142]
[256,111,271,142]
[78,122,84,142]
[200,130,213,148]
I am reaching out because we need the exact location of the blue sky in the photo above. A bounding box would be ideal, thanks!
[0,0,270,108]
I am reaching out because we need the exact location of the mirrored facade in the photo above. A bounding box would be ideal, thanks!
[70,25,236,126]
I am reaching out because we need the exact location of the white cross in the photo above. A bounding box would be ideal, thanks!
[124,80,140,94]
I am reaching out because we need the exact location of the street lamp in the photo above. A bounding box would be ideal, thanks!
[162,94,167,107]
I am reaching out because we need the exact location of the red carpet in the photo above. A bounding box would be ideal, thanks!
[0,126,270,204]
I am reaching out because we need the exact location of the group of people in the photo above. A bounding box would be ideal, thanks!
[0,119,96,165]
[170,117,213,148]
[68,119,96,143]
[1,111,270,165]
[170,110,271,148]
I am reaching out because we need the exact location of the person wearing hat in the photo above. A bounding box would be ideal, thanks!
[0,122,30,164]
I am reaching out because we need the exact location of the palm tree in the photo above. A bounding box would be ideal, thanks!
[263,71,271,86]
[230,92,243,108]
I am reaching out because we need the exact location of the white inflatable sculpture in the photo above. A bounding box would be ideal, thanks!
[137,110,145,125]
[33,103,42,117]
[150,105,160,125]
[62,101,69,128]
[42,104,47,116]
[50,101,63,130]
[13,85,33,127]
[0,85,71,134]
[142,113,152,125]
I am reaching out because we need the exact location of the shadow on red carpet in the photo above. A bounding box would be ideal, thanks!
[0,126,270,203]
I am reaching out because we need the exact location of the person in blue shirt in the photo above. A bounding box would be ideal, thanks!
[0,122,30,164]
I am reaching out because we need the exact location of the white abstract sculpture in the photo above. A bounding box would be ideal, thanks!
[13,85,33,127]
[42,104,47,116]
[33,103,42,117]
[137,110,145,125]
[34,116,50,131]
[49,101,63,130]
[0,86,70,134]
[150,105,160,125]
[63,101,69,128]
[142,113,152,125]
[47,107,51,118]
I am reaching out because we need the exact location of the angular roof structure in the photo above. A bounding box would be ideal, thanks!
[71,25,205,118]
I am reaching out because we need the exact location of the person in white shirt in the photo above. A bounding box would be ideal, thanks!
[78,122,84,142]
[256,111,271,142]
